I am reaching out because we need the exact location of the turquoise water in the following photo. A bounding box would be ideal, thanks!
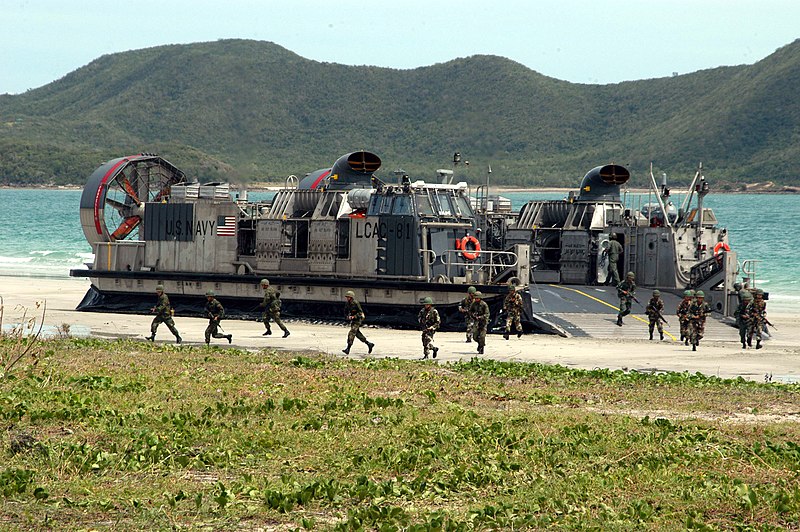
[1,188,797,311]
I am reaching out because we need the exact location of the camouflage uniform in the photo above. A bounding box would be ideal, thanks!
[736,293,753,349]
[418,302,440,359]
[503,287,523,339]
[606,235,623,285]
[470,294,491,354]
[148,290,181,343]
[676,291,694,345]
[343,293,374,354]
[645,293,664,340]
[204,295,232,345]
[688,294,711,351]
[616,273,636,326]
[459,293,476,342]
[747,292,767,349]
[260,285,289,337]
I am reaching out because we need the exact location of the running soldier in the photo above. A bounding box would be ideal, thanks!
[503,282,523,340]
[677,290,694,345]
[470,291,490,354]
[418,297,440,359]
[616,271,637,327]
[747,289,767,349]
[146,285,182,344]
[688,290,711,351]
[459,286,477,342]
[606,233,623,285]
[342,290,374,355]
[259,279,290,338]
[737,291,754,349]
[645,289,665,341]
[204,290,232,345]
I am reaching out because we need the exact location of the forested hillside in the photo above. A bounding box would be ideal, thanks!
[1,38,798,186]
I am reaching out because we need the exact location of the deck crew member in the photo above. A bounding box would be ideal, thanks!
[204,290,232,345]
[747,289,767,349]
[459,286,477,342]
[470,291,490,354]
[616,272,637,327]
[342,290,374,355]
[645,289,665,341]
[688,290,711,352]
[606,233,623,285]
[146,284,182,344]
[677,290,694,345]
[737,291,754,349]
[418,297,440,360]
[503,282,523,340]
[259,279,290,338]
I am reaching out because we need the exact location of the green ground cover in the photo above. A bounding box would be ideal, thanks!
[1,338,799,530]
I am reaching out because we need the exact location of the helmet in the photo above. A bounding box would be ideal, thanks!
[206,289,215,296]
[260,279,270,286]
[467,286,477,294]
[683,290,693,297]
[345,290,355,298]
[733,282,742,290]
[742,291,754,300]
[755,289,764,296]
[627,271,635,278]
[423,297,433,304]
[653,290,661,297]
[609,233,616,240]
[695,290,705,298]
[473,291,483,298]
[689,290,696,296]
[155,284,164,292]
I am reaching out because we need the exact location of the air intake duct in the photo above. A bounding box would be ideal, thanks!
[577,164,630,202]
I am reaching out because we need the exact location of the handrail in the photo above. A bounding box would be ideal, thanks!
[440,249,519,284]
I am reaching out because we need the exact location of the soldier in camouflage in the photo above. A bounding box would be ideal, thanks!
[616,271,636,327]
[470,291,491,354]
[204,290,232,345]
[676,289,694,345]
[737,291,754,349]
[503,282,523,340]
[418,297,440,359]
[606,233,623,285]
[342,290,374,355]
[747,289,767,349]
[459,286,477,342]
[645,289,665,341]
[688,290,711,351]
[146,285,182,344]
[259,279,290,338]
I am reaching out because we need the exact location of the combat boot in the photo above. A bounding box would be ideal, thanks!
[659,332,664,341]
[692,343,697,352]
[466,337,472,343]
[747,338,752,347]
[421,354,429,360]
[756,340,762,350]
[478,345,484,355]
[517,331,523,338]
[176,336,182,345]
[432,347,438,359]
[263,328,272,336]
[226,335,232,344]
[145,335,155,342]
[282,330,290,338]
[367,342,375,354]
[684,338,689,346]
[649,331,653,340]
[342,344,351,354]
[616,316,623,327]
[742,341,747,349]
[503,332,509,340]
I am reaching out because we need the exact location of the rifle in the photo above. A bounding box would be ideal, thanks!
[764,318,777,330]
[655,310,670,327]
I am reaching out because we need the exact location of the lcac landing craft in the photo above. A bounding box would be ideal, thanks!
[70,151,545,333]
[70,151,751,337]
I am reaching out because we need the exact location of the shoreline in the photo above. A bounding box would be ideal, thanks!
[1,275,797,383]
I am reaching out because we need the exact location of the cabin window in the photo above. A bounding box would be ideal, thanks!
[455,195,472,218]
[416,193,435,216]
[336,219,350,259]
[379,196,393,215]
[392,195,412,215]
[433,193,453,216]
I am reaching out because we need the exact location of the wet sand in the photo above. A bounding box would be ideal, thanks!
[1,275,797,383]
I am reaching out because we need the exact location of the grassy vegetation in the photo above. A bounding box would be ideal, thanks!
[2,38,800,187]
[1,338,799,530]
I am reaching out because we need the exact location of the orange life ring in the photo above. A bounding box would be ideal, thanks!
[713,242,731,256]
[460,235,481,260]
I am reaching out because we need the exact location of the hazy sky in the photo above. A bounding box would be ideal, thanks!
[2,0,798,94]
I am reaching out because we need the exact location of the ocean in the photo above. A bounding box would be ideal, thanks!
[1,188,797,312]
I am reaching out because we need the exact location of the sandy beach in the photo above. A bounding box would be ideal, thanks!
[1,275,797,383]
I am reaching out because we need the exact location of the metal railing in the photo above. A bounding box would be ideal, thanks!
[439,249,519,284]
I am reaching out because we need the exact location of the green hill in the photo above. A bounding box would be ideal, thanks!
[1,38,799,187]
